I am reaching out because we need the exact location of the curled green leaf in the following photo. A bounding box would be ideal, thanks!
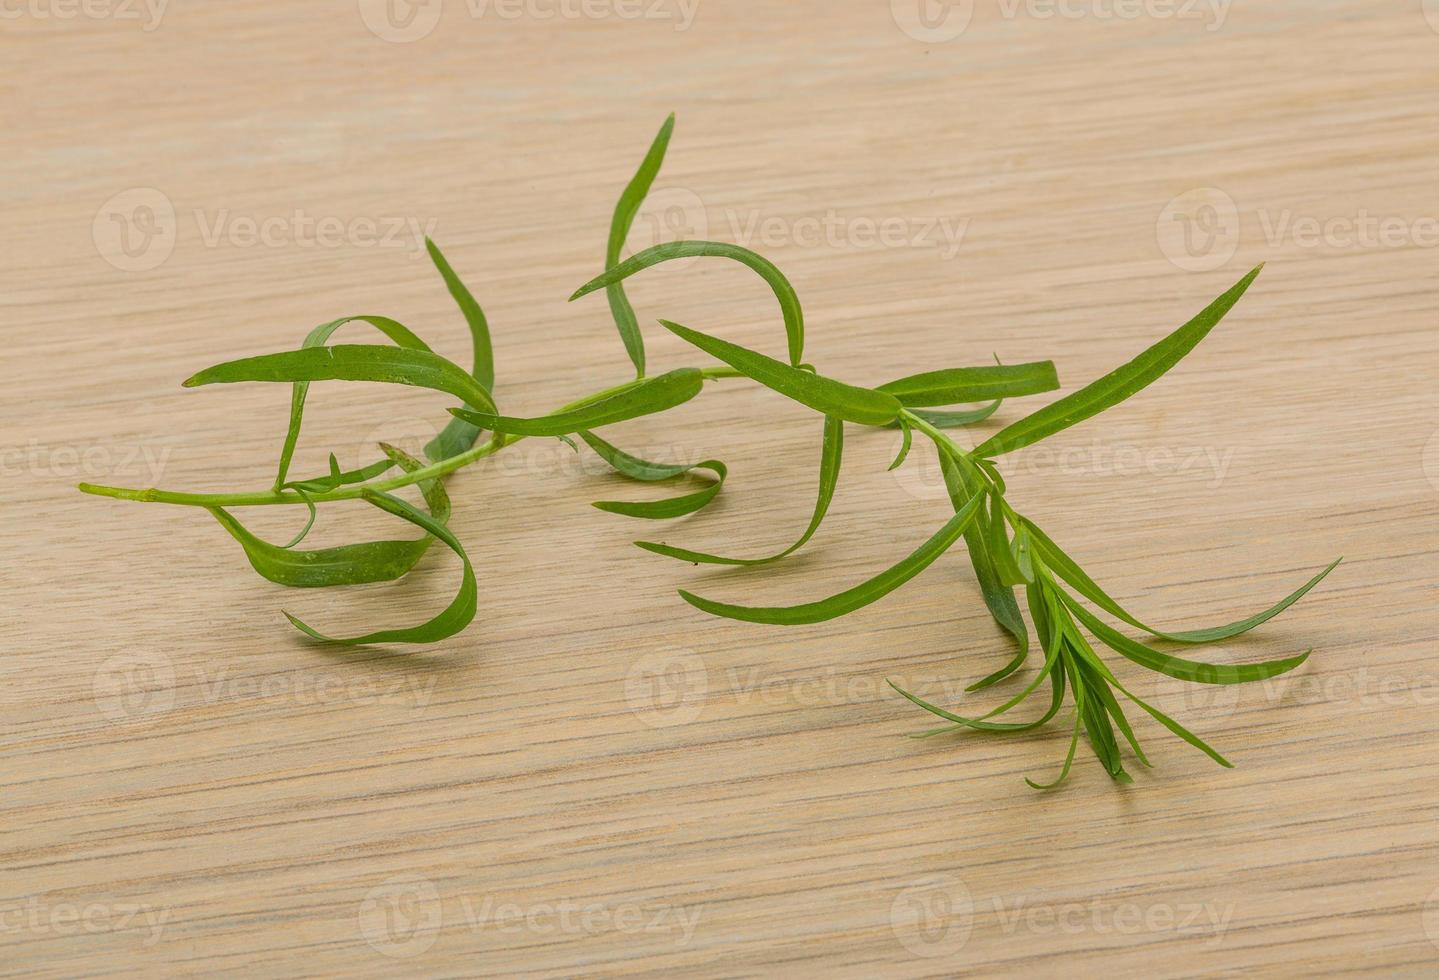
[581,430,725,519]
[658,320,901,426]
[635,414,843,566]
[571,239,806,366]
[210,444,450,589]
[284,488,475,645]
[975,265,1264,458]
[677,492,982,625]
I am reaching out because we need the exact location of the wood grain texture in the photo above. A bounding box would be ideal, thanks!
[4,1,1439,975]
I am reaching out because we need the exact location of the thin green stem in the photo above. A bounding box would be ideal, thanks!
[79,376,648,509]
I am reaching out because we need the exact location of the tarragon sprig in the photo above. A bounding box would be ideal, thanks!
[79,115,1338,788]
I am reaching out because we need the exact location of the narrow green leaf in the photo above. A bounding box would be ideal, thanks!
[186,344,498,417]
[1026,709,1083,791]
[976,265,1264,457]
[581,430,726,519]
[1025,519,1340,644]
[286,456,395,495]
[635,414,843,566]
[1105,673,1234,768]
[886,402,1001,430]
[452,368,702,436]
[604,113,676,377]
[593,462,725,519]
[571,239,806,366]
[877,361,1059,407]
[284,488,476,645]
[888,418,913,471]
[424,238,496,463]
[578,428,695,481]
[937,451,1028,691]
[892,593,1064,735]
[677,493,982,625]
[658,319,901,426]
[273,316,431,490]
[987,493,1026,587]
[1060,590,1310,685]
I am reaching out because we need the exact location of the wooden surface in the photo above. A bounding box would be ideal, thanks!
[5,2,1439,975]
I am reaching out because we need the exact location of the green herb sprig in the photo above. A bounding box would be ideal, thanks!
[80,115,1338,788]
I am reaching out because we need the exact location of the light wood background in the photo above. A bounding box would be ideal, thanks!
[5,1,1439,976]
